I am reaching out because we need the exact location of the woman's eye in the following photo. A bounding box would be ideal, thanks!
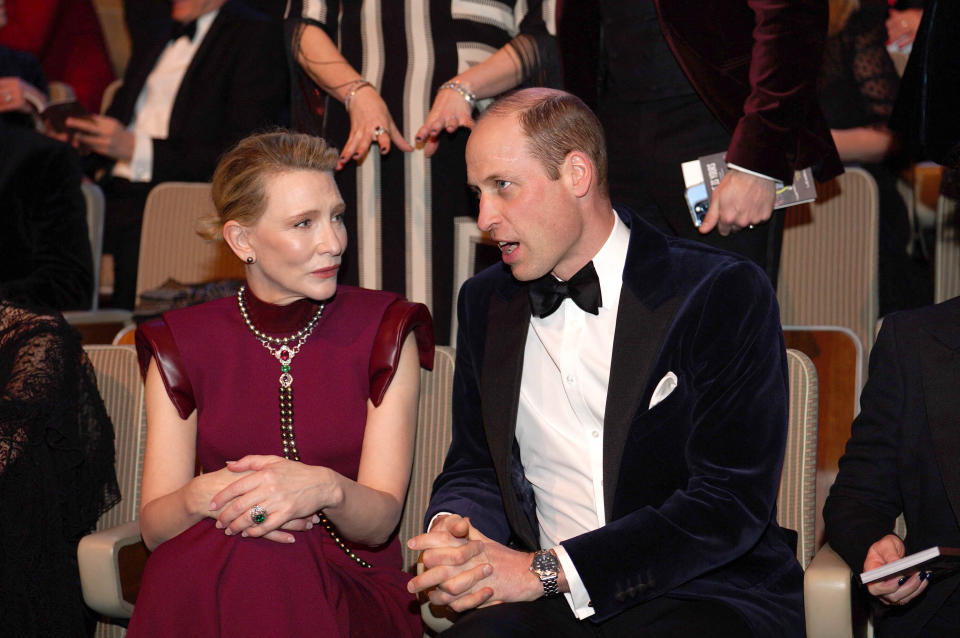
[332,212,344,224]
[294,219,311,228]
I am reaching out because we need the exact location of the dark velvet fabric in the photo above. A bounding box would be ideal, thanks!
[825,298,960,638]
[654,0,843,185]
[427,208,802,635]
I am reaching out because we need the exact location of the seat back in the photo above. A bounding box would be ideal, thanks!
[399,345,456,573]
[778,168,880,376]
[82,182,106,311]
[134,182,245,306]
[83,345,145,638]
[780,348,819,569]
[84,345,146,532]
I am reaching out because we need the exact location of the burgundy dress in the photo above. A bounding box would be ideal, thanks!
[127,285,433,637]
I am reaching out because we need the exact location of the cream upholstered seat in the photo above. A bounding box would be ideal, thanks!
[781,348,819,569]
[78,345,147,638]
[132,182,245,307]
[778,167,880,377]
[65,181,244,332]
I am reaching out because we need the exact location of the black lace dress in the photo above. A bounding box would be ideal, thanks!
[818,5,933,315]
[0,301,120,637]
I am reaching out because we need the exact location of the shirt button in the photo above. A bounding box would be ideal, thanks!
[591,430,600,438]
[566,375,575,384]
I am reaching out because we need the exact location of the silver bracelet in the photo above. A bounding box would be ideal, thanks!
[344,80,374,112]
[438,81,477,107]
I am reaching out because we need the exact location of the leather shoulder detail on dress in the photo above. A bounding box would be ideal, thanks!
[368,299,435,407]
[135,319,196,420]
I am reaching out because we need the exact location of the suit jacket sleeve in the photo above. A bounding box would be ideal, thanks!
[562,261,790,621]
[824,318,906,573]
[724,0,830,182]
[424,278,513,543]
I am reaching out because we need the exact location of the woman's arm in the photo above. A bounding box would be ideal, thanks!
[213,333,421,546]
[138,358,236,549]
[295,24,412,168]
[414,47,524,156]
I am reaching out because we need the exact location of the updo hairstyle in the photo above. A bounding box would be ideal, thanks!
[200,129,340,240]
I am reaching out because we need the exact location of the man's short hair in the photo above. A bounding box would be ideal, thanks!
[483,88,609,195]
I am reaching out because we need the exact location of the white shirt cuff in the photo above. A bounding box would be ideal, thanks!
[114,131,154,182]
[555,545,594,619]
[726,162,778,184]
[427,511,453,532]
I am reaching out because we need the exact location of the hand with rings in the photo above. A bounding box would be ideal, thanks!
[415,80,476,157]
[337,86,412,170]
[210,455,341,541]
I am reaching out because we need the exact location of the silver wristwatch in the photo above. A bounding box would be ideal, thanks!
[530,549,560,598]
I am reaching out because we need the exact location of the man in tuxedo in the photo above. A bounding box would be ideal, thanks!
[68,0,287,308]
[571,0,842,285]
[408,89,803,636]
[824,297,960,637]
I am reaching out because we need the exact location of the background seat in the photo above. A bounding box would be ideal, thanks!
[78,345,147,638]
[778,167,880,377]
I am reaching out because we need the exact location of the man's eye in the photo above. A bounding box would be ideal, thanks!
[496,180,511,190]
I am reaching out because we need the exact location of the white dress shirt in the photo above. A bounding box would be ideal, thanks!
[515,212,630,619]
[112,11,218,182]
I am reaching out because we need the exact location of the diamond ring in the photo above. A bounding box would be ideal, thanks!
[250,505,267,525]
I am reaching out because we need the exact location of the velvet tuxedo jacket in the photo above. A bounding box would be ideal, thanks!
[825,298,960,637]
[654,0,843,184]
[103,0,287,183]
[426,209,804,635]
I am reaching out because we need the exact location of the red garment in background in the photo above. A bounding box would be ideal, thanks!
[0,0,115,112]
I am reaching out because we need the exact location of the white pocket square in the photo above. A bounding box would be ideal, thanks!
[649,371,678,409]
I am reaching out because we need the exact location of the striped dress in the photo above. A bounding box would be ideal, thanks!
[285,0,558,344]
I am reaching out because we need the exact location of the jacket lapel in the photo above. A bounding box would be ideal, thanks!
[602,208,684,520]
[480,283,539,549]
[921,316,960,528]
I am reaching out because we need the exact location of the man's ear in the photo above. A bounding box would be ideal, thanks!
[223,220,252,263]
[564,150,593,198]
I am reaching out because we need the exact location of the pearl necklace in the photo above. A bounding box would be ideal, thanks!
[236,285,372,568]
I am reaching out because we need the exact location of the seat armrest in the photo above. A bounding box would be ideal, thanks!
[804,543,856,638]
[78,520,146,618]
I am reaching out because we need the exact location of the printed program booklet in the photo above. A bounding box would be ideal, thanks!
[860,546,960,585]
[681,152,817,227]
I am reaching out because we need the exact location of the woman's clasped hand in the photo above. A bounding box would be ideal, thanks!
[206,455,335,542]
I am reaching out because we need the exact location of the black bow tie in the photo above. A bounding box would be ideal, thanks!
[170,20,197,43]
[528,261,602,318]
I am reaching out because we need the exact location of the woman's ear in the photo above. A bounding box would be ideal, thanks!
[564,150,593,198]
[223,220,252,263]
